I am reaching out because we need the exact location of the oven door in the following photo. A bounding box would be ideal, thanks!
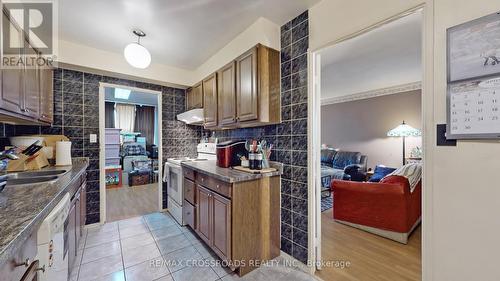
[166,163,183,205]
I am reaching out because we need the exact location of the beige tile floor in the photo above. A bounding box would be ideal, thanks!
[72,212,316,281]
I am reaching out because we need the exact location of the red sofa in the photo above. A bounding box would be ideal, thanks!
[331,175,421,244]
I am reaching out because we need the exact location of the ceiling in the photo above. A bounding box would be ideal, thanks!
[320,10,422,100]
[59,0,319,70]
[104,87,158,106]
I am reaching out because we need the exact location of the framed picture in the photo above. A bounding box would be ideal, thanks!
[447,12,500,83]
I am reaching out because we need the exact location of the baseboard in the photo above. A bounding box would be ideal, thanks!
[84,222,103,229]
[334,218,421,244]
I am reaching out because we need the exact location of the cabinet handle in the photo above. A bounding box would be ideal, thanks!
[36,265,45,273]
[15,258,30,268]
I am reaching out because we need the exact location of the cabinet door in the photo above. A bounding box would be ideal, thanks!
[217,62,237,126]
[186,87,194,110]
[74,191,81,250]
[192,82,203,108]
[80,181,87,235]
[39,67,53,123]
[23,43,40,118]
[211,192,231,260]
[67,203,77,268]
[202,73,218,128]
[236,47,258,122]
[0,11,23,114]
[196,185,212,244]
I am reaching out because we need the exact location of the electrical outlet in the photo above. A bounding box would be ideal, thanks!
[90,134,97,143]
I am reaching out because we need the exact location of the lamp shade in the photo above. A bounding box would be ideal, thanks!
[124,42,151,69]
[387,121,421,137]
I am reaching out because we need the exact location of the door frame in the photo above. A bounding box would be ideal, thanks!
[307,3,434,279]
[98,82,163,224]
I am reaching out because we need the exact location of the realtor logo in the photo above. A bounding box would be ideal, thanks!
[1,0,57,68]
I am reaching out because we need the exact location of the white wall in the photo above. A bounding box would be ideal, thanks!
[58,40,194,87]
[321,90,422,168]
[58,17,280,87]
[192,17,280,83]
[310,0,500,280]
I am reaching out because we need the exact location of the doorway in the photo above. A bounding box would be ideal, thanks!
[98,83,163,223]
[310,8,425,281]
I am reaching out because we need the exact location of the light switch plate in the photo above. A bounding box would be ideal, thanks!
[90,134,97,143]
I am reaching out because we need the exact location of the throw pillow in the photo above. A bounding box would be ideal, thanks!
[369,165,396,182]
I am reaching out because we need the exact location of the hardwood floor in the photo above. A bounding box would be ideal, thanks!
[106,183,159,222]
[315,210,421,281]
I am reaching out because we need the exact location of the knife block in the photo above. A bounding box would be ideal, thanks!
[7,153,49,172]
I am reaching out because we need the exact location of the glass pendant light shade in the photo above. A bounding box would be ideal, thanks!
[387,121,422,137]
[124,42,151,69]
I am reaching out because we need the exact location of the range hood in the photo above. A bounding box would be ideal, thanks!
[176,108,204,125]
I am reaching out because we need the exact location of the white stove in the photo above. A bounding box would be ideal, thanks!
[164,143,216,225]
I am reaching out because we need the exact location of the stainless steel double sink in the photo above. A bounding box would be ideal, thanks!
[4,169,67,186]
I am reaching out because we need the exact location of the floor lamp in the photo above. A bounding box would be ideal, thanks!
[387,121,422,165]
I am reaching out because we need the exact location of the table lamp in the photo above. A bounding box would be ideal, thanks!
[387,121,422,165]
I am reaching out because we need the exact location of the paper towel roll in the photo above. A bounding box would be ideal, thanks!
[56,141,72,166]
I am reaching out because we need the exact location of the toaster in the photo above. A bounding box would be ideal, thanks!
[216,140,247,168]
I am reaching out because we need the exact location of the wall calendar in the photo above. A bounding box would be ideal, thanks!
[447,12,500,139]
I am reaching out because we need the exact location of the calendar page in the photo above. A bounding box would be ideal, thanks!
[448,76,500,138]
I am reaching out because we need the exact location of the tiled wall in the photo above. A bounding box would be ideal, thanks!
[210,11,309,263]
[1,68,199,224]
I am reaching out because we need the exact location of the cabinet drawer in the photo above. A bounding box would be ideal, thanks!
[183,168,195,181]
[196,173,231,198]
[0,232,37,281]
[183,200,195,228]
[184,178,196,205]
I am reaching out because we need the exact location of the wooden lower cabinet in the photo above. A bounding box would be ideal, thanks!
[196,185,212,244]
[211,192,231,260]
[186,167,280,276]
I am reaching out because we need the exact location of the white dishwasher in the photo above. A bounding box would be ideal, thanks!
[36,192,70,281]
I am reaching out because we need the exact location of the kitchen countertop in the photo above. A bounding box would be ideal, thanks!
[181,160,282,183]
[0,158,89,266]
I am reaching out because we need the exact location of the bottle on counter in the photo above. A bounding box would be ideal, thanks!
[248,153,256,170]
[255,153,263,170]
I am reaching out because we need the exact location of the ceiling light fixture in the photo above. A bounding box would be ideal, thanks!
[124,29,151,69]
[114,88,131,99]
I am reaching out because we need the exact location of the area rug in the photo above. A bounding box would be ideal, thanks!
[321,196,333,212]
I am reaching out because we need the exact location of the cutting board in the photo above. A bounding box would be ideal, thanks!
[232,166,277,174]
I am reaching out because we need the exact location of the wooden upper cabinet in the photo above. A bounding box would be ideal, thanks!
[0,10,24,115]
[236,44,281,127]
[23,44,40,118]
[217,61,237,126]
[0,8,54,125]
[203,73,218,128]
[191,44,280,130]
[236,47,258,122]
[39,67,54,123]
[186,82,203,110]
